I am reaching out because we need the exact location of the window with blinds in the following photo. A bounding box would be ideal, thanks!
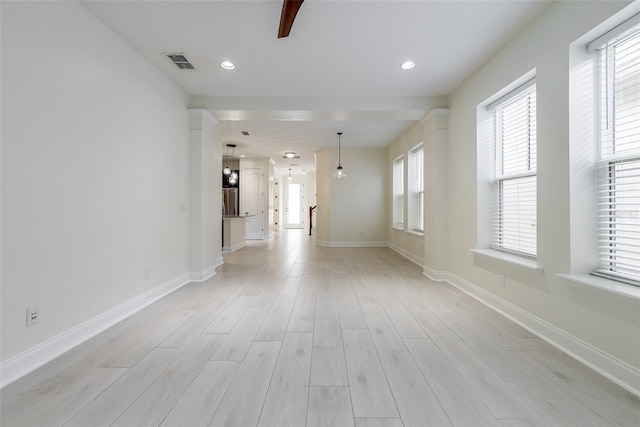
[409,144,424,233]
[592,22,640,286]
[491,81,537,257]
[393,156,405,229]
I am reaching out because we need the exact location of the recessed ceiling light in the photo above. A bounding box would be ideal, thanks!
[400,60,415,70]
[220,60,235,70]
[284,152,296,158]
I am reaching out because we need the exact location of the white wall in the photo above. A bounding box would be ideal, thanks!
[445,0,639,386]
[388,122,426,264]
[189,110,223,280]
[316,148,388,246]
[1,0,190,369]
[315,151,332,245]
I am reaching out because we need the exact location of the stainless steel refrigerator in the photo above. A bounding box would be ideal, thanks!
[222,188,238,216]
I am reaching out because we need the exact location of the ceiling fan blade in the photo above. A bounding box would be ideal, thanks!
[278,0,304,38]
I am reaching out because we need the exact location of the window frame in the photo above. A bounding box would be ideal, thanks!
[490,79,538,258]
[408,142,424,234]
[591,23,640,286]
[392,155,405,230]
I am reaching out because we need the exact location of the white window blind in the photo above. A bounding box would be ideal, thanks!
[409,144,424,233]
[393,156,404,229]
[491,81,537,257]
[593,24,640,285]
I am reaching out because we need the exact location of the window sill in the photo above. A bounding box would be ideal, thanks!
[470,248,544,275]
[392,225,404,231]
[407,230,424,237]
[556,273,640,302]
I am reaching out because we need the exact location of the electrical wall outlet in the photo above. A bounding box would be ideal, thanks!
[144,268,150,280]
[26,307,40,326]
[500,274,507,287]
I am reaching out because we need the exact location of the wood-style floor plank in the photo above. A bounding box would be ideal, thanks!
[209,340,281,427]
[4,368,126,426]
[160,360,239,427]
[403,337,501,427]
[210,303,271,361]
[378,350,451,426]
[310,317,349,386]
[2,230,636,427]
[254,296,296,340]
[159,285,243,348]
[307,386,354,427]
[354,418,404,427]
[426,329,538,419]
[342,329,399,418]
[101,309,198,368]
[288,293,317,333]
[258,333,313,426]
[378,296,427,338]
[511,349,640,426]
[112,334,226,426]
[359,302,405,351]
[203,295,255,334]
[316,284,340,318]
[336,284,368,329]
[64,347,182,426]
[502,375,603,426]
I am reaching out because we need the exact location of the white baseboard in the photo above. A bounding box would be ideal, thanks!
[387,243,424,267]
[0,273,191,389]
[190,258,223,282]
[445,272,640,397]
[387,244,640,397]
[222,241,246,253]
[422,265,448,282]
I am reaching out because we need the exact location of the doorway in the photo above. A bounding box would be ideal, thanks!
[244,167,264,240]
[284,179,304,229]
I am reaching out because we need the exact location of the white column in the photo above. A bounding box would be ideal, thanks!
[314,149,332,246]
[189,109,222,281]
[422,108,449,280]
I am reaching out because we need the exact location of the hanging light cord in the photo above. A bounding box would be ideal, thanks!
[338,132,343,167]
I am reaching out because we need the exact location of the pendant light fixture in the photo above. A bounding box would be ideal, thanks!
[223,144,236,176]
[333,132,346,180]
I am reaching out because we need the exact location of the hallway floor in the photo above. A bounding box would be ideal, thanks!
[1,230,638,426]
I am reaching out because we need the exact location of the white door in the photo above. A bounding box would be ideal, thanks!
[284,180,304,229]
[245,168,264,240]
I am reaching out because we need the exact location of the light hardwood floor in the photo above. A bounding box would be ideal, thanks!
[1,230,639,426]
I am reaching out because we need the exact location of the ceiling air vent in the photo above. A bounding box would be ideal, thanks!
[165,53,195,70]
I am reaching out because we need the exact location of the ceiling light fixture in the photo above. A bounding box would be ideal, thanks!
[285,152,296,159]
[400,60,415,70]
[220,60,235,70]
[223,144,236,175]
[333,132,347,180]
[288,168,292,182]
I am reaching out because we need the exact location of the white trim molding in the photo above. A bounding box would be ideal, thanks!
[0,273,191,389]
[390,246,639,397]
[387,242,424,268]
[192,256,224,282]
[422,265,448,282]
[223,241,246,253]
[445,272,640,397]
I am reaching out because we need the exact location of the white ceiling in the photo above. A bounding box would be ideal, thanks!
[81,0,551,174]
